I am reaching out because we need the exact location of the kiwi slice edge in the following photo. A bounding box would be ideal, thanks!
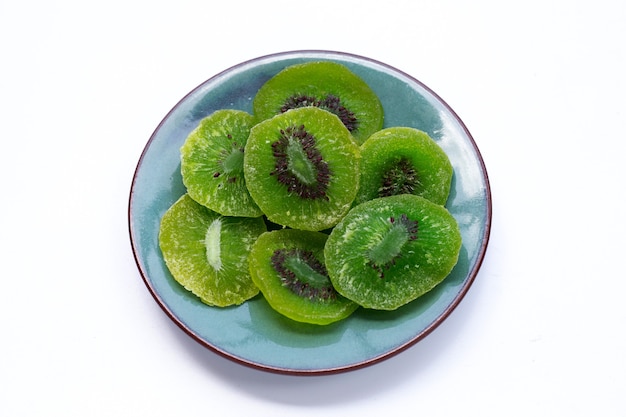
[248,229,359,325]
[158,194,266,307]
[325,194,462,311]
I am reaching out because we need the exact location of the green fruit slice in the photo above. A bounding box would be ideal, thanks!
[325,194,462,310]
[159,194,266,307]
[181,109,263,217]
[253,61,384,144]
[248,229,359,325]
[356,127,453,206]
[244,106,361,231]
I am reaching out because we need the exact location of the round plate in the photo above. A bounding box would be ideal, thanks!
[128,50,492,375]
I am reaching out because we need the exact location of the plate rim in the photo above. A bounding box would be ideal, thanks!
[128,49,492,375]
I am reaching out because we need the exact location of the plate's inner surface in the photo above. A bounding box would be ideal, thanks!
[129,51,490,373]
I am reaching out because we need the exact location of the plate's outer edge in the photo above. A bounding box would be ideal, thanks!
[128,50,492,375]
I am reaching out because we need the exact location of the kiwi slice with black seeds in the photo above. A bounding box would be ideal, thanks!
[325,194,462,310]
[248,229,358,325]
[159,194,266,307]
[253,61,384,144]
[244,106,360,231]
[355,127,453,206]
[181,109,262,217]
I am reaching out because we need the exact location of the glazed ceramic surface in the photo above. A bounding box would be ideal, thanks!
[128,50,492,374]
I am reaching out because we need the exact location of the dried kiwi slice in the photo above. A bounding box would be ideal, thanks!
[181,109,262,217]
[355,127,453,206]
[325,194,462,310]
[248,229,358,325]
[159,194,266,307]
[253,61,384,144]
[244,106,361,231]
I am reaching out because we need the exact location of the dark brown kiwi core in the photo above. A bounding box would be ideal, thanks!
[280,94,358,133]
[269,125,331,200]
[368,214,419,278]
[271,248,337,301]
[378,158,420,197]
[213,134,244,184]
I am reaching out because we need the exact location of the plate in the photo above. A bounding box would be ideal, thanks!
[128,50,492,375]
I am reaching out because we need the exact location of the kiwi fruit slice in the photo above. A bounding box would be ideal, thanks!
[248,229,359,325]
[355,127,453,206]
[325,194,462,310]
[159,194,266,307]
[181,109,263,217]
[252,61,384,144]
[244,106,361,231]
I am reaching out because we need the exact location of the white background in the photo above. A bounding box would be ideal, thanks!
[1,0,624,415]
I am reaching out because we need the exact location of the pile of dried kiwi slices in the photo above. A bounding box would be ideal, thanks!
[158,60,462,325]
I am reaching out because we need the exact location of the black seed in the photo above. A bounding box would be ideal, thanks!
[398,213,419,239]
[280,94,359,133]
[318,94,358,133]
[280,95,319,112]
[379,158,420,197]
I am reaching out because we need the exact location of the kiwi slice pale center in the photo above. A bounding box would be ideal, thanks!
[270,124,331,200]
[214,136,245,181]
[286,138,317,185]
[367,214,418,278]
[271,248,336,301]
[204,218,223,271]
[221,146,244,176]
[284,254,328,288]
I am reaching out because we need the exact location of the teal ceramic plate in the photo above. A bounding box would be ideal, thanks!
[129,51,491,375]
